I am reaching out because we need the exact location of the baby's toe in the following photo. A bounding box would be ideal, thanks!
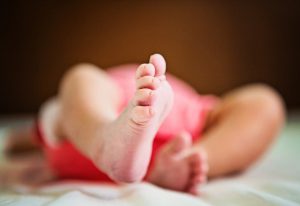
[186,171,206,195]
[187,185,199,195]
[136,76,160,90]
[133,89,157,106]
[136,63,155,79]
[192,173,207,185]
[189,152,202,172]
[149,54,166,76]
[185,150,209,194]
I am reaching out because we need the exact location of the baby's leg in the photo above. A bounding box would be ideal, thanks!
[54,54,174,182]
[194,84,285,177]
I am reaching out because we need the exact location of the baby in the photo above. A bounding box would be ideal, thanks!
[36,54,285,194]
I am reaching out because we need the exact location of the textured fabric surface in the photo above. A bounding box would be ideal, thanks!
[0,119,299,206]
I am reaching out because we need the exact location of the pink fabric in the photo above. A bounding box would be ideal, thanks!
[37,66,218,181]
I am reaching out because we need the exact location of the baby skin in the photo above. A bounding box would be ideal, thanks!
[44,54,285,195]
[98,57,207,193]
[54,54,207,193]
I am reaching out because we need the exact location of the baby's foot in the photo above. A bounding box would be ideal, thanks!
[93,54,174,182]
[147,132,208,194]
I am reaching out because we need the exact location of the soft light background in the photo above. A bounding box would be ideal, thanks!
[0,1,299,114]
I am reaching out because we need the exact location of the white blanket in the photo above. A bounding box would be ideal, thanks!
[1,120,300,206]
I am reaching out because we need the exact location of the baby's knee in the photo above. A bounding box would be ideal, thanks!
[60,63,101,86]
[242,84,286,128]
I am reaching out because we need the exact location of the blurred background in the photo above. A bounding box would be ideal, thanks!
[0,0,299,115]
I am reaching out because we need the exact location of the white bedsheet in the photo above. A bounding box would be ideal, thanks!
[0,120,300,206]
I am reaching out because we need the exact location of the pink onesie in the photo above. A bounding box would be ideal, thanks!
[36,66,218,182]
